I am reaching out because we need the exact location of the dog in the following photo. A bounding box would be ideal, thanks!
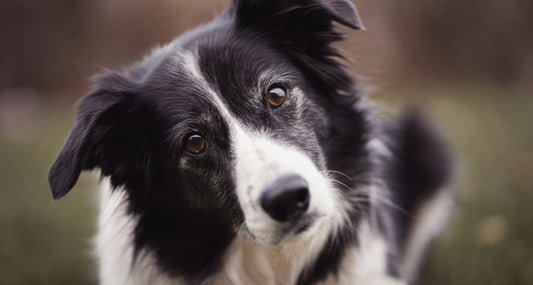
[48,0,453,284]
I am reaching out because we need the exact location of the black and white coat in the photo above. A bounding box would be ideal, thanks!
[49,1,453,284]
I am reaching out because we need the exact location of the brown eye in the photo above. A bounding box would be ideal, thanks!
[266,86,286,107]
[185,133,206,154]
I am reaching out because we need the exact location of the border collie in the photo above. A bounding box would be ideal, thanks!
[49,1,453,284]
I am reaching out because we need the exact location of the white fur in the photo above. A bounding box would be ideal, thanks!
[209,228,330,285]
[316,221,405,285]
[96,179,136,285]
[367,138,393,159]
[96,179,186,285]
[402,188,453,283]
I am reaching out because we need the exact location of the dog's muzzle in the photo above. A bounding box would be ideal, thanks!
[260,175,310,222]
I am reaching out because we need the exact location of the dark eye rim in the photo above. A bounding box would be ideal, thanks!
[266,84,288,108]
[183,132,207,155]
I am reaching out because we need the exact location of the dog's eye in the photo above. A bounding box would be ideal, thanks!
[184,133,206,154]
[266,86,286,108]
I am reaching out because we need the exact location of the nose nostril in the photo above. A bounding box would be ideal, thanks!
[294,188,310,211]
[260,175,310,222]
[295,188,310,204]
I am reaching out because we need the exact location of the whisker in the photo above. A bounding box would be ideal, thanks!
[373,195,409,215]
[325,170,352,181]
[332,179,410,216]
[330,179,352,192]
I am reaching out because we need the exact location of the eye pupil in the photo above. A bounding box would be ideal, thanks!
[185,134,206,154]
[267,87,286,107]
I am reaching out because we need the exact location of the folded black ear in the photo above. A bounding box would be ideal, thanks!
[318,0,364,29]
[48,73,133,199]
[233,0,364,30]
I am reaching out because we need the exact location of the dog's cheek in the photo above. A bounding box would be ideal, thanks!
[180,156,243,224]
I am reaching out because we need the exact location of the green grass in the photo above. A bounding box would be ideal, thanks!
[1,87,532,284]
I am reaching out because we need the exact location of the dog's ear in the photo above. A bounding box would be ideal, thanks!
[231,0,363,92]
[48,73,147,199]
[318,0,364,29]
[232,0,364,30]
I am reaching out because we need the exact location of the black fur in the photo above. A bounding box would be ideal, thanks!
[387,110,453,262]
[49,0,451,284]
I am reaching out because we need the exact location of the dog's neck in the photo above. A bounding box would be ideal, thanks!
[208,230,331,285]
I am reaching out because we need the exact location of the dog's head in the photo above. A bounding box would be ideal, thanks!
[49,0,365,254]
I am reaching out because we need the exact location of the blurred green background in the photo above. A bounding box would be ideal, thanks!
[1,0,532,284]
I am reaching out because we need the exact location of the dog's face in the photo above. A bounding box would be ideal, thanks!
[192,45,334,244]
[142,41,337,245]
[49,0,366,276]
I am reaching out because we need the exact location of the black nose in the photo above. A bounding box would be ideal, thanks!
[260,175,310,222]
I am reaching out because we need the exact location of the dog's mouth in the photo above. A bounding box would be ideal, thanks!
[242,212,326,246]
[294,221,311,235]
